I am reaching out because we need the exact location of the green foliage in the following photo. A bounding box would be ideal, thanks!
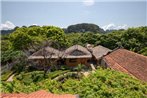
[1,80,40,93]
[1,40,12,51]
[14,71,45,85]
[139,47,147,56]
[9,31,32,50]
[1,50,24,64]
[66,33,82,46]
[9,27,46,50]
[1,26,70,73]
[98,32,122,49]
[14,70,69,85]
[79,32,100,45]
[73,64,85,72]
[70,26,147,55]
[8,26,69,50]
[1,69,147,97]
[1,26,147,56]
[1,50,26,73]
[47,70,69,79]
[1,82,14,93]
[120,27,147,52]
[46,26,69,48]
[1,70,14,81]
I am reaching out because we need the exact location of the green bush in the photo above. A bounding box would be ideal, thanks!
[14,70,69,85]
[139,47,147,56]
[1,69,147,97]
[15,71,45,84]
[47,70,70,79]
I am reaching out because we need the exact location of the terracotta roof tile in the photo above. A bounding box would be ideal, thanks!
[1,90,78,98]
[104,48,147,81]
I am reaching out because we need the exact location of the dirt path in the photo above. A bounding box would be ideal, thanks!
[82,71,90,77]
[90,64,96,71]
[7,74,15,82]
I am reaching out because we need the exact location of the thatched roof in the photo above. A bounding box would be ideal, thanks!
[92,45,112,60]
[28,47,61,59]
[103,48,147,82]
[62,45,92,58]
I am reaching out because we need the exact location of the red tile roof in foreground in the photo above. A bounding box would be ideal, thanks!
[103,48,147,82]
[1,90,79,98]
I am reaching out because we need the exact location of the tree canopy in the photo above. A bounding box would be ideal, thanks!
[1,26,147,67]
[8,26,69,50]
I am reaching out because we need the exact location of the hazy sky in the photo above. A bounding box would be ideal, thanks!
[0,0,146,30]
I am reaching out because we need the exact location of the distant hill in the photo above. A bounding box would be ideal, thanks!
[1,27,19,35]
[1,29,14,35]
[64,23,105,33]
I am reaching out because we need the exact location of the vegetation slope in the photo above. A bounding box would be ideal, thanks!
[1,68,147,98]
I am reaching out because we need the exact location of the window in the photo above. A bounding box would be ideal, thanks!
[87,59,91,63]
[70,50,85,56]
[69,59,77,63]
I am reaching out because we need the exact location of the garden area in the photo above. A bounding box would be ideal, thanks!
[1,68,147,98]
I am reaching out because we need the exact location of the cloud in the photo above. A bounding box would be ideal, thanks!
[0,21,16,30]
[83,0,95,6]
[102,23,128,31]
[31,24,38,26]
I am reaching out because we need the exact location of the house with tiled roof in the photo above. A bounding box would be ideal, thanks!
[1,90,79,98]
[102,48,147,82]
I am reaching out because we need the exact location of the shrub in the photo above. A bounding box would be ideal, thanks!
[1,69,147,97]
